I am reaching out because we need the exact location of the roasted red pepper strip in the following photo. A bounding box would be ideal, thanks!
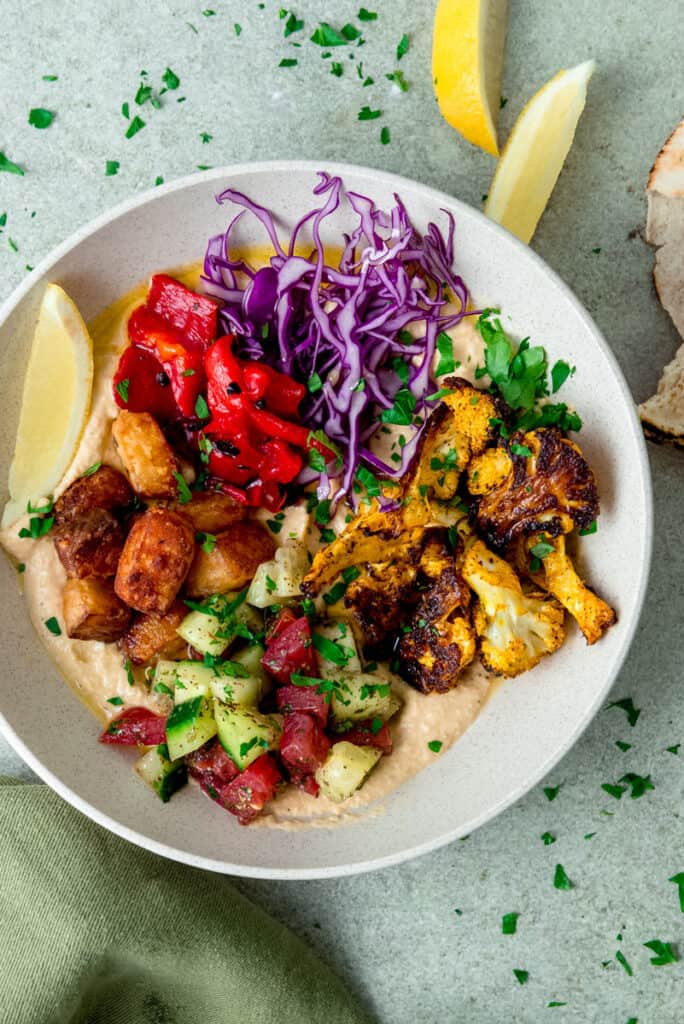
[128,306,205,419]
[112,344,178,420]
[242,362,306,419]
[147,273,218,352]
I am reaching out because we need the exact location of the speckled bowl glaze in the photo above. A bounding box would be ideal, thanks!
[0,162,652,879]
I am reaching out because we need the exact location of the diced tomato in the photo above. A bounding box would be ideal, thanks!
[261,616,317,685]
[112,345,178,420]
[186,739,239,787]
[217,753,282,825]
[147,273,218,352]
[293,773,320,798]
[266,607,298,644]
[344,720,393,756]
[276,684,328,726]
[99,707,167,746]
[280,712,331,778]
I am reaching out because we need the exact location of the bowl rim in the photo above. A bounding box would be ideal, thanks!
[0,159,654,879]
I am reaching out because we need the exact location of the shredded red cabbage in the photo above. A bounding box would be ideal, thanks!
[202,171,475,507]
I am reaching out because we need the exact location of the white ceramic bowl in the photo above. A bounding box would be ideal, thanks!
[0,162,652,878]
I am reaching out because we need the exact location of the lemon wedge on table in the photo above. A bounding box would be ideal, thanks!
[432,0,508,157]
[3,283,94,527]
[484,60,596,244]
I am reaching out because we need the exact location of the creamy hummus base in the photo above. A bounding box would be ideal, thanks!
[0,260,492,829]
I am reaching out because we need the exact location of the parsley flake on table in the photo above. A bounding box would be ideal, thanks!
[606,697,641,727]
[502,912,519,935]
[666,743,680,755]
[513,969,529,985]
[541,832,556,845]
[279,58,298,67]
[42,74,58,81]
[619,772,654,798]
[643,939,678,966]
[553,863,573,890]
[547,1002,567,1008]
[668,872,684,913]
[543,783,563,802]
[330,62,344,77]
[28,108,54,129]
[358,7,377,20]
[386,69,409,92]
[310,22,348,46]
[358,105,381,121]
[380,125,390,145]
[396,32,409,60]
[44,617,61,636]
[601,782,626,800]
[125,116,145,139]
[615,740,632,752]
[583,832,596,839]
[0,151,25,175]
[428,740,442,753]
[615,950,633,976]
[284,13,303,36]
[162,67,180,91]
[105,160,120,176]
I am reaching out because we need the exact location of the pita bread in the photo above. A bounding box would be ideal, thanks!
[639,117,684,446]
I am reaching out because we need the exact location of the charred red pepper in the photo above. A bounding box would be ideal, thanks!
[128,307,205,420]
[147,273,218,352]
[112,345,178,420]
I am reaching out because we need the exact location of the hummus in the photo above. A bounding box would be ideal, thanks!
[0,259,492,829]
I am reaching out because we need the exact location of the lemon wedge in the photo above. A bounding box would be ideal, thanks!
[3,283,94,526]
[484,60,595,244]
[432,0,508,157]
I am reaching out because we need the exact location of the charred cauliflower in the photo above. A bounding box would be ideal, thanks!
[516,534,616,646]
[467,427,599,551]
[398,535,476,693]
[462,539,565,677]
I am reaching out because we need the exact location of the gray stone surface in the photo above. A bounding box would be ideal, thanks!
[1,1,682,1021]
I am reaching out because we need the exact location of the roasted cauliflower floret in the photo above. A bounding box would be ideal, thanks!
[517,534,616,646]
[462,539,565,677]
[399,537,476,693]
[408,377,498,502]
[343,555,422,657]
[468,427,599,550]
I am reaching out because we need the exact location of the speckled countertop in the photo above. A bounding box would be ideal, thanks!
[1,2,682,1021]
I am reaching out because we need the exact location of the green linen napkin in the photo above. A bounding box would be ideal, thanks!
[0,780,373,1024]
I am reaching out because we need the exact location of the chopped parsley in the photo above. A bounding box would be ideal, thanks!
[541,832,556,845]
[666,744,680,755]
[356,465,382,498]
[107,696,124,706]
[279,58,298,67]
[435,331,455,376]
[44,617,61,636]
[427,739,442,753]
[291,671,350,705]
[173,472,193,504]
[358,8,377,20]
[105,160,120,176]
[606,697,641,727]
[28,108,54,129]
[17,563,25,574]
[125,116,146,139]
[553,863,573,890]
[124,658,135,686]
[615,950,633,976]
[284,13,303,36]
[18,498,55,540]
[308,448,327,472]
[358,106,382,121]
[266,518,283,534]
[510,443,532,457]
[0,152,25,176]
[601,782,626,800]
[396,32,409,60]
[311,632,353,666]
[385,69,409,93]
[370,716,383,735]
[513,969,528,985]
[265,575,277,593]
[83,458,103,476]
[310,23,348,46]
[543,783,563,802]
[194,394,210,419]
[162,68,180,90]
[530,538,555,560]
[615,740,632,752]
[502,912,519,935]
[196,531,217,554]
[153,682,173,696]
[308,372,323,392]
[668,872,684,913]
[579,520,598,536]
[380,126,390,145]
[116,378,130,403]
[331,62,344,77]
[380,387,416,426]
[644,939,678,966]
[551,360,574,393]
[619,772,654,799]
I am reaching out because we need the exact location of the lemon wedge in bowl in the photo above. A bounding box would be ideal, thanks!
[484,60,595,244]
[432,0,508,157]
[3,283,94,526]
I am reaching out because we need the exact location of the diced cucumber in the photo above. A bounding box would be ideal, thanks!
[152,660,184,693]
[247,542,309,607]
[314,621,362,676]
[386,693,403,720]
[231,643,269,685]
[165,695,217,760]
[315,741,381,803]
[176,592,263,657]
[214,701,281,771]
[330,673,393,722]
[209,673,263,707]
[135,743,187,802]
